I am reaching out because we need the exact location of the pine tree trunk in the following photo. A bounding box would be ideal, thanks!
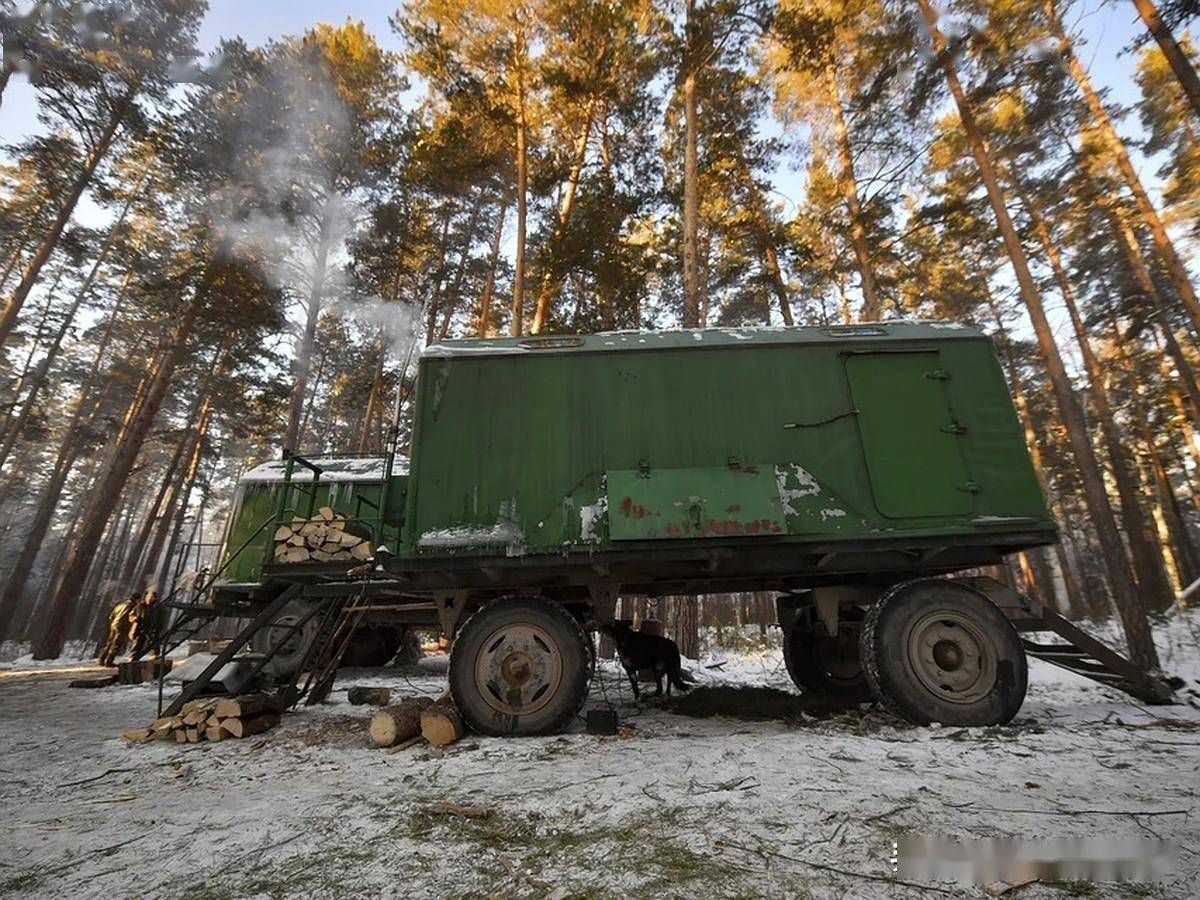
[1019,199,1174,608]
[440,191,485,340]
[681,0,701,329]
[985,294,1060,610]
[155,405,210,594]
[0,87,136,349]
[0,447,78,641]
[512,54,529,338]
[826,62,882,322]
[1109,312,1200,590]
[0,61,12,111]
[532,99,597,334]
[0,273,129,639]
[1130,0,1200,118]
[31,276,206,659]
[0,259,135,472]
[1046,0,1200,334]
[284,202,333,453]
[1098,199,1200,425]
[920,0,1158,670]
[358,337,386,453]
[477,201,507,338]
[734,150,794,326]
[140,395,212,587]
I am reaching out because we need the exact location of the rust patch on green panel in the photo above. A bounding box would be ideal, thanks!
[606,466,786,541]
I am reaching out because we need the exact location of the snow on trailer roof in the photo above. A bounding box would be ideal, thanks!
[239,456,410,484]
[421,320,983,359]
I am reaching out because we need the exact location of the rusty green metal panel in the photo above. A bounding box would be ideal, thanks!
[401,323,1055,558]
[844,350,974,518]
[606,465,787,540]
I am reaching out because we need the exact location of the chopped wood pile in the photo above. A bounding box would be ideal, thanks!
[272,507,373,564]
[120,693,282,744]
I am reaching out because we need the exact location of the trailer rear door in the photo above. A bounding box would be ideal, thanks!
[844,351,974,519]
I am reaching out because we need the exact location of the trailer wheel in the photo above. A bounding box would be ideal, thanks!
[860,579,1027,726]
[782,608,872,703]
[450,597,593,737]
[253,598,322,679]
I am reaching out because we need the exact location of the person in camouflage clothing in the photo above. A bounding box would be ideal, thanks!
[129,589,166,662]
[98,594,139,667]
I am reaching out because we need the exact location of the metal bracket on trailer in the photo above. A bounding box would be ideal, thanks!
[587,583,621,627]
[434,590,470,644]
[963,577,1175,705]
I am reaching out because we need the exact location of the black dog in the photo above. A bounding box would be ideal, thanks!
[604,620,694,699]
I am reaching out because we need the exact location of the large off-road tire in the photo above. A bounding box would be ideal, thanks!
[449,597,593,737]
[860,579,1027,726]
[253,598,323,679]
[782,607,873,704]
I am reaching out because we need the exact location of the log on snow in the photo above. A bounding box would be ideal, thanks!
[420,702,465,747]
[369,697,434,748]
[223,711,281,739]
[215,693,280,720]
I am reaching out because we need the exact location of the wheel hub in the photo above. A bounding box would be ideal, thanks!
[907,611,997,705]
[474,623,563,718]
[817,631,863,683]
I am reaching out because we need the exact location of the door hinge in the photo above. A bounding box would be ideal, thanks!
[957,481,982,494]
[940,423,967,435]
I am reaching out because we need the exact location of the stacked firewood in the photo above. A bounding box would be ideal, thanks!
[272,507,373,564]
[121,694,282,744]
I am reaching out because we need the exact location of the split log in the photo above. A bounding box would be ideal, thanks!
[205,726,227,742]
[214,693,279,720]
[420,703,465,747]
[351,542,372,561]
[273,525,295,541]
[185,728,201,743]
[319,506,334,521]
[174,730,188,743]
[183,708,209,726]
[284,546,310,563]
[121,728,152,742]
[223,711,280,738]
[369,697,434,748]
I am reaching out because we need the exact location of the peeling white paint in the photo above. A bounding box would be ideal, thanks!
[774,463,821,516]
[579,494,608,544]
[820,507,847,521]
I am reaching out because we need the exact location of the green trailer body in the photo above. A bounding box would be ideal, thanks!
[396,322,1055,582]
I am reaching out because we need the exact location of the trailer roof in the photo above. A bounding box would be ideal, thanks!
[240,455,409,484]
[422,321,984,359]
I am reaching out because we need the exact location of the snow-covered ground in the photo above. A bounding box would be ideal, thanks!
[1,613,1198,899]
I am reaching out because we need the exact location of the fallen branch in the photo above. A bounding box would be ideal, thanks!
[61,767,137,788]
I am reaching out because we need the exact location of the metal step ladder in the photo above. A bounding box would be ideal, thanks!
[965,577,1175,704]
[154,584,370,717]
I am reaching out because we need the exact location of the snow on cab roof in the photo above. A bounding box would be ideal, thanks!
[422,320,983,359]
[240,456,410,484]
